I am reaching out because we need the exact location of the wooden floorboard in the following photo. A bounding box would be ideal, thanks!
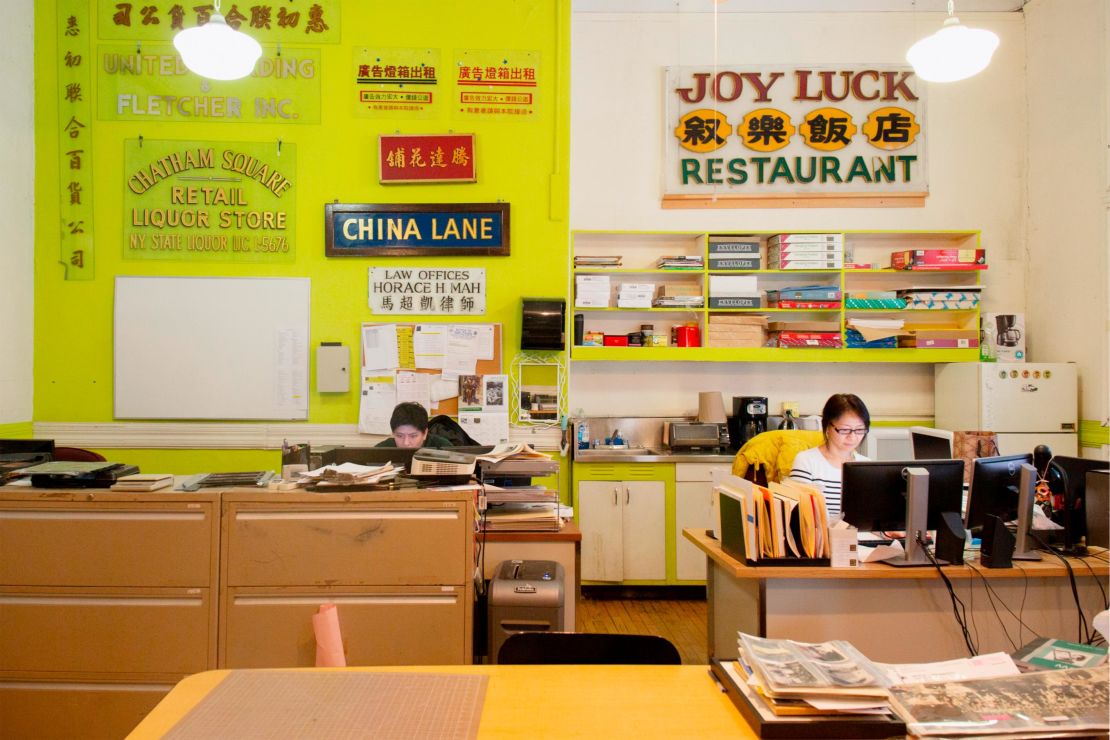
[576,591,708,665]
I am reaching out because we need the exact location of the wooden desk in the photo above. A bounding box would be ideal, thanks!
[128,665,754,739]
[684,528,1110,663]
[479,522,581,629]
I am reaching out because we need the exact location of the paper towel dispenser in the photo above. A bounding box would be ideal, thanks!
[521,298,565,350]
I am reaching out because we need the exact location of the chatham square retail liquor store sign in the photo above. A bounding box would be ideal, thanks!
[664,66,927,204]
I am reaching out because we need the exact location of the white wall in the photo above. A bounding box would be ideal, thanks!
[569,9,1029,420]
[1025,0,1108,447]
[0,1,34,424]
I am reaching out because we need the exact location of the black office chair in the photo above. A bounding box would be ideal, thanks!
[497,632,681,665]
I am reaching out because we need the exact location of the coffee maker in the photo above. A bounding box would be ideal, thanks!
[995,314,1022,347]
[729,396,768,449]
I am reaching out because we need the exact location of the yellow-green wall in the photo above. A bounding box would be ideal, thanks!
[33,2,570,471]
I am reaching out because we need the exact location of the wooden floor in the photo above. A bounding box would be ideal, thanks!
[577,590,708,665]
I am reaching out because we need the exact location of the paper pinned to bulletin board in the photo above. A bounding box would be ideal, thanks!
[358,323,502,435]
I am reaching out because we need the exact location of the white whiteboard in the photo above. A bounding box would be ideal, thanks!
[114,276,310,420]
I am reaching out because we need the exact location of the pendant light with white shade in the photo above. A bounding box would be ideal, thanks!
[906,0,1000,83]
[173,0,263,81]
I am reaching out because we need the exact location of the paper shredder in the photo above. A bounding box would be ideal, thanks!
[488,559,565,663]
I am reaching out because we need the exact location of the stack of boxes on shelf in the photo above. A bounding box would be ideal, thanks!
[575,274,611,308]
[768,321,843,348]
[707,315,768,348]
[708,275,762,308]
[766,285,841,309]
[617,281,655,309]
[767,233,845,270]
[708,236,761,270]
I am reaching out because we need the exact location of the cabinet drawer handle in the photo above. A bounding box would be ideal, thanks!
[613,487,619,505]
[625,488,630,505]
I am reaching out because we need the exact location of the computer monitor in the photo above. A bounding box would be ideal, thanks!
[908,427,954,460]
[1050,456,1110,551]
[841,459,965,567]
[965,453,1041,561]
[0,439,55,464]
[324,446,419,470]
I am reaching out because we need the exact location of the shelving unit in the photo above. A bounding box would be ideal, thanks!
[569,230,983,362]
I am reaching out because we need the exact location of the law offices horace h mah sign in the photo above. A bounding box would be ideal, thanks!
[664,66,927,206]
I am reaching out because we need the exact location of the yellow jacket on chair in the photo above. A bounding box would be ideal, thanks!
[731,430,824,484]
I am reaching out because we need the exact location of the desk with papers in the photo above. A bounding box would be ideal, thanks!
[684,527,1110,663]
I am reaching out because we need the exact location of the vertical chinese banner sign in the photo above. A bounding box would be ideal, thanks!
[57,0,95,279]
[454,50,539,118]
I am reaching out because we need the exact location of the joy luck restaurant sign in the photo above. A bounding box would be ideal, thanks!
[663,66,927,206]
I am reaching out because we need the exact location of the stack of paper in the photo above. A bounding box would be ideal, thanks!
[110,474,174,492]
[480,501,566,532]
[730,632,1030,725]
[574,255,622,268]
[476,443,550,463]
[297,462,401,488]
[657,255,703,270]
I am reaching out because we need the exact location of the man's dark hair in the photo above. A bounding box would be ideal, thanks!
[390,402,429,432]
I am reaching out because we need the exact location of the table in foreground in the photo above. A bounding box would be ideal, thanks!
[684,528,1110,663]
[128,665,754,739]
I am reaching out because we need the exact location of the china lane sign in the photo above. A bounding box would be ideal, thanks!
[664,66,927,201]
[325,203,509,257]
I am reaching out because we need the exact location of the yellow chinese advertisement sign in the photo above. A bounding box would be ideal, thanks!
[664,66,926,198]
[353,48,441,118]
[454,49,539,118]
[96,0,340,43]
[98,45,321,124]
[58,0,95,280]
[123,139,296,262]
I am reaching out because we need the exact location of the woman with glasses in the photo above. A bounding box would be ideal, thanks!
[788,393,870,517]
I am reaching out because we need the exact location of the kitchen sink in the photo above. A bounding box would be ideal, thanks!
[573,446,664,460]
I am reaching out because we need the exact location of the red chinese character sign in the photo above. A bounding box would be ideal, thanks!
[379,134,476,184]
[454,50,538,118]
[664,66,927,207]
[354,48,441,118]
[57,0,95,279]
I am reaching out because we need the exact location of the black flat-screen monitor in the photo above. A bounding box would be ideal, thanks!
[0,439,55,463]
[1050,455,1110,548]
[909,427,954,460]
[842,459,965,532]
[965,453,1034,531]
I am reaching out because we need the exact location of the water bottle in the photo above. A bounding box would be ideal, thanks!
[980,323,997,362]
[577,421,590,450]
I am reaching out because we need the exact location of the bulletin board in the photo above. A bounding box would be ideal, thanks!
[360,322,502,417]
[114,276,310,420]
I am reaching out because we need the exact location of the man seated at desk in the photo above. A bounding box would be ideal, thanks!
[376,402,453,449]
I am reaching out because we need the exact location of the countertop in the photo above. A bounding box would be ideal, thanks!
[572,449,736,464]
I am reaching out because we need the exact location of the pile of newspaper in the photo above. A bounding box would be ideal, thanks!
[296,461,402,489]
[729,631,1109,737]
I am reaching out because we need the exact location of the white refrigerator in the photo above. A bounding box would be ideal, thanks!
[934,362,1078,457]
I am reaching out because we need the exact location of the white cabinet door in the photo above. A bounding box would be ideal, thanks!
[622,481,666,580]
[675,481,715,580]
[579,480,624,582]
